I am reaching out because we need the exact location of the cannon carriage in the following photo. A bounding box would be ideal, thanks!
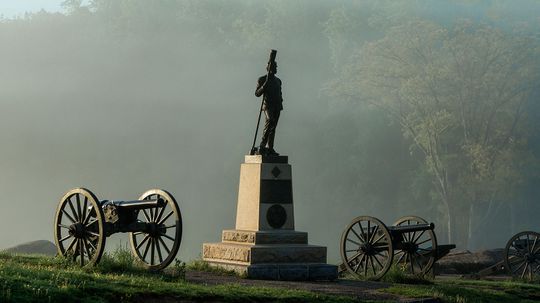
[475,230,540,280]
[54,188,182,270]
[339,215,455,280]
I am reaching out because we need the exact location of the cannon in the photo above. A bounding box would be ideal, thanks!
[339,215,455,280]
[53,188,182,270]
[474,230,540,280]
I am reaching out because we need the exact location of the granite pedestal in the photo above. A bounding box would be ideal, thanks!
[202,155,337,280]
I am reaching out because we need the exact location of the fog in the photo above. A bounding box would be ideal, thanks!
[1,0,539,263]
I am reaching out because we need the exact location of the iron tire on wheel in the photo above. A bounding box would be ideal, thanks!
[340,216,393,280]
[393,216,437,276]
[129,189,182,270]
[54,188,106,267]
[504,231,540,280]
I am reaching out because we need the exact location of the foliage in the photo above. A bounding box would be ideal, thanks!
[328,19,540,247]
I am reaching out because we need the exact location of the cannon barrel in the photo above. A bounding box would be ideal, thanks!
[102,198,165,210]
[389,222,434,234]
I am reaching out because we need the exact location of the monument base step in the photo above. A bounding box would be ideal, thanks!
[222,229,308,244]
[202,242,326,264]
[205,261,338,281]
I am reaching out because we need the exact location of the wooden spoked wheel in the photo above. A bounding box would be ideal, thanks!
[505,231,540,280]
[54,188,106,266]
[393,216,437,276]
[129,189,182,270]
[340,216,393,280]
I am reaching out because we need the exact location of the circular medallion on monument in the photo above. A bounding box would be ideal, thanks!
[266,204,287,229]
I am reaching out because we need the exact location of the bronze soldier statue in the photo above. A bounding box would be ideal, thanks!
[254,52,283,156]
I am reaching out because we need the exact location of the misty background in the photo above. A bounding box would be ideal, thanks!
[1,0,539,263]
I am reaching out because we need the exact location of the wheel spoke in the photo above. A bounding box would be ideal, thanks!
[87,239,97,251]
[413,230,426,244]
[410,231,417,244]
[369,256,376,275]
[85,218,98,228]
[162,234,176,242]
[372,233,386,245]
[366,221,371,246]
[346,238,362,246]
[373,254,384,268]
[136,234,151,250]
[158,211,174,225]
[81,197,88,225]
[59,234,72,243]
[142,238,152,260]
[155,238,163,263]
[512,260,527,274]
[161,225,177,230]
[57,223,70,229]
[158,237,171,255]
[66,237,77,254]
[521,262,529,279]
[62,209,77,224]
[150,238,155,265]
[414,252,424,271]
[149,207,155,222]
[79,239,84,266]
[76,194,82,223]
[396,250,406,264]
[155,206,166,224]
[353,254,365,273]
[416,238,432,246]
[86,231,100,237]
[83,238,92,260]
[368,225,379,244]
[363,254,368,276]
[142,209,151,222]
[67,198,79,222]
[358,222,367,242]
[350,226,365,243]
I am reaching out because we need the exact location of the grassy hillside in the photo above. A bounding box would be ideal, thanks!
[0,252,358,303]
[1,251,539,303]
[2,240,56,256]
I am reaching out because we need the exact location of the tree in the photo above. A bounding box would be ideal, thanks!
[328,20,540,248]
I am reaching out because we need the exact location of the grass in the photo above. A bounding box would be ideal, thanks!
[2,249,540,303]
[185,259,243,277]
[339,264,540,302]
[0,251,360,303]
[379,278,540,303]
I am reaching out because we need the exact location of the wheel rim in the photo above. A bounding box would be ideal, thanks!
[505,231,540,280]
[393,216,437,276]
[340,216,393,280]
[129,189,182,270]
[54,188,105,266]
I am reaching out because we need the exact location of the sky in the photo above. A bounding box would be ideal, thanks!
[0,0,63,18]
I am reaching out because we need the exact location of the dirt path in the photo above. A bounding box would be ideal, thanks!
[185,271,437,302]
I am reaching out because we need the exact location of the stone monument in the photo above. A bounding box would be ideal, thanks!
[202,154,338,280]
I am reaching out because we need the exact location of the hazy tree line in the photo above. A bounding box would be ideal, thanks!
[1,0,539,253]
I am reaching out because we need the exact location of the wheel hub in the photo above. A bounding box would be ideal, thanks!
[69,223,86,238]
[361,243,375,255]
[525,253,537,263]
[147,222,164,237]
[402,242,418,254]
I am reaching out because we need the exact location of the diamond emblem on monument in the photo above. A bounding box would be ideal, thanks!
[271,166,281,178]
